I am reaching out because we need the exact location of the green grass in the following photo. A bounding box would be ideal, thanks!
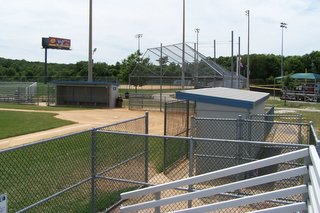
[0,131,148,212]
[266,98,320,110]
[0,110,75,139]
[0,103,98,111]
[299,111,320,135]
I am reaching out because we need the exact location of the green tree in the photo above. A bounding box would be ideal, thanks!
[119,51,142,83]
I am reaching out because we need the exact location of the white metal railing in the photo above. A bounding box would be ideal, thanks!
[120,146,320,213]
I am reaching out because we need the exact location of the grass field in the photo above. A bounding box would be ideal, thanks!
[266,98,320,110]
[0,103,96,111]
[0,130,163,212]
[0,110,75,139]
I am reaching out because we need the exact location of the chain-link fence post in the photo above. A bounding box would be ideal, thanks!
[163,103,168,174]
[186,100,190,137]
[164,102,167,136]
[309,121,314,145]
[237,115,243,140]
[91,129,97,213]
[188,137,194,208]
[298,114,302,144]
[47,83,50,106]
[236,115,243,182]
[144,112,149,183]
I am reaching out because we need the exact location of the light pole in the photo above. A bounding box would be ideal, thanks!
[195,28,200,87]
[280,22,287,80]
[181,0,186,89]
[135,34,143,53]
[88,0,93,82]
[245,10,250,89]
[92,47,97,67]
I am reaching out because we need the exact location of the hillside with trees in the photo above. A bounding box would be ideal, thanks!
[1,51,319,84]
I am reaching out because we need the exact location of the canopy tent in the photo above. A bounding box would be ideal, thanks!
[276,73,320,80]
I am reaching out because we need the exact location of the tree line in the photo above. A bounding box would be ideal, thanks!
[0,50,319,84]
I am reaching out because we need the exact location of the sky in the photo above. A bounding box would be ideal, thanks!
[0,0,319,65]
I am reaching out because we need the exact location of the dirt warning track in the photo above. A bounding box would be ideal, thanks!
[0,108,164,149]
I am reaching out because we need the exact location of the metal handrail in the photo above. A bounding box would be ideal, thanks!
[120,146,320,213]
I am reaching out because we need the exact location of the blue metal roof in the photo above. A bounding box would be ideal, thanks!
[176,87,270,109]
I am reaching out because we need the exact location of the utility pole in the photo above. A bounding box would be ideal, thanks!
[245,10,250,89]
[213,39,216,61]
[237,36,241,88]
[181,0,186,89]
[280,22,287,80]
[135,34,143,53]
[195,28,200,87]
[231,30,234,88]
[88,0,93,82]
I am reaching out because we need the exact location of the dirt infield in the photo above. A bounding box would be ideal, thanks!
[0,108,164,149]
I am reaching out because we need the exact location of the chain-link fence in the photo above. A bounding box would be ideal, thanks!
[128,93,175,111]
[0,112,316,212]
[0,114,147,213]
[164,100,195,137]
[191,116,311,144]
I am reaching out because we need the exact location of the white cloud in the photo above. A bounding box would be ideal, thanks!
[0,0,319,64]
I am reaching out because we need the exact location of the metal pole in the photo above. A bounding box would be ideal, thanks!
[91,129,96,212]
[44,48,48,84]
[231,30,234,88]
[188,137,194,208]
[195,28,200,86]
[160,43,163,112]
[181,0,186,89]
[193,43,197,87]
[245,10,250,89]
[88,0,93,82]
[238,36,241,88]
[186,100,190,137]
[135,34,143,53]
[280,23,287,83]
[281,26,284,79]
[213,39,216,61]
[145,112,149,183]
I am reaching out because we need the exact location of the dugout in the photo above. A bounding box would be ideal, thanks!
[54,81,119,107]
[176,87,270,175]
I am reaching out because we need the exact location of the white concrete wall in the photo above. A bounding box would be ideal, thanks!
[196,102,249,119]
[108,85,119,108]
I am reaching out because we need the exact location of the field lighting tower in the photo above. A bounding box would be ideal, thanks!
[135,34,143,53]
[195,28,200,85]
[181,0,186,89]
[245,10,250,89]
[280,22,287,80]
[195,28,200,61]
[88,0,93,82]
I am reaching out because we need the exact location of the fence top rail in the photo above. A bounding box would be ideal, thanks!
[251,114,302,118]
[95,130,309,148]
[121,147,309,200]
[94,115,146,130]
[0,129,92,154]
[192,116,310,126]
